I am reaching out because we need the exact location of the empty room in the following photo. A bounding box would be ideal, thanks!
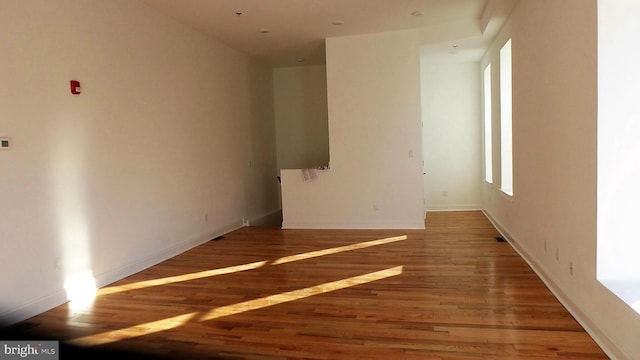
[1,0,639,359]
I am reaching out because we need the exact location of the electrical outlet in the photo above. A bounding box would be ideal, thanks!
[569,261,574,276]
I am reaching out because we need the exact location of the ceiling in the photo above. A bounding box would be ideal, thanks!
[141,0,518,68]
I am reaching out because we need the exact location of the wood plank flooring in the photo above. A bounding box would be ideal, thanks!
[1,211,609,359]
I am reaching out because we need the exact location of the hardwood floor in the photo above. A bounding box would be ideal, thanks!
[1,211,608,359]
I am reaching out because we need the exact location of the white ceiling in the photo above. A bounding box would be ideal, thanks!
[141,0,518,68]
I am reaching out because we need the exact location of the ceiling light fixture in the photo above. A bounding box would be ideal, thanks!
[296,57,305,63]
[331,20,345,25]
[412,11,424,17]
[259,28,271,34]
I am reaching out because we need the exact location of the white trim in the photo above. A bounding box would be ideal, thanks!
[482,209,631,360]
[426,205,481,212]
[281,221,425,230]
[0,290,68,327]
[92,222,242,290]
[0,220,243,327]
[598,279,640,314]
[498,189,514,202]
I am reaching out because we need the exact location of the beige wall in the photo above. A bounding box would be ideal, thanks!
[273,65,329,171]
[0,0,279,324]
[421,61,482,211]
[482,1,640,358]
[281,29,425,229]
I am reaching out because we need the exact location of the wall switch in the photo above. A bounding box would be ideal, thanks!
[0,138,9,149]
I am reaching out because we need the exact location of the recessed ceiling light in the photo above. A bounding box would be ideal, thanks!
[412,11,424,17]
[332,20,345,25]
[259,28,271,34]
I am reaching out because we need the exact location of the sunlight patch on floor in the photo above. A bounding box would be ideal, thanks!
[271,235,407,265]
[68,312,198,346]
[98,236,406,295]
[98,261,268,295]
[200,266,403,321]
[69,266,403,346]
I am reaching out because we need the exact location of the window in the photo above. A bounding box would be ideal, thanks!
[597,0,640,314]
[483,65,493,183]
[500,39,513,196]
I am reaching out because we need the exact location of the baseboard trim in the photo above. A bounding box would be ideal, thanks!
[281,221,425,230]
[481,209,630,360]
[426,206,481,212]
[0,220,243,327]
[0,291,68,327]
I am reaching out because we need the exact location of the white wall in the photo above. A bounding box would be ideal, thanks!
[273,65,329,171]
[481,0,640,358]
[281,29,425,229]
[421,61,481,211]
[0,0,279,324]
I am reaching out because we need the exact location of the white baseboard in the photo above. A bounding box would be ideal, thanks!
[426,205,481,212]
[92,226,236,291]
[0,291,68,327]
[0,220,243,327]
[481,209,630,360]
[281,221,425,230]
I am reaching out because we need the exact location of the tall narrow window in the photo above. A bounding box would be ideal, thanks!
[500,39,513,196]
[597,0,640,314]
[483,65,493,183]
